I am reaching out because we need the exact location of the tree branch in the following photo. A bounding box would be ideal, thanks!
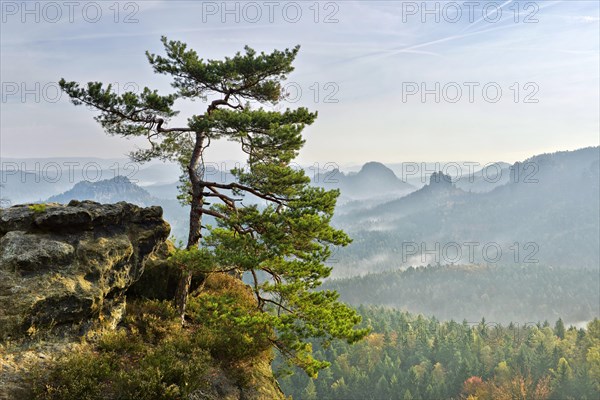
[203,180,285,205]
[203,186,241,209]
[156,118,194,133]
[200,208,227,220]
[251,269,264,311]
[261,297,293,314]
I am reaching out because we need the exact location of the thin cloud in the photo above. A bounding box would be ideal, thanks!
[460,0,515,33]
[0,24,270,46]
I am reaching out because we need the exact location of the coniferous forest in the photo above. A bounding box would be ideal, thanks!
[279,308,600,400]
[323,265,599,325]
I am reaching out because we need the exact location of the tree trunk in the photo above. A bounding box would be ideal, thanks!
[174,269,193,324]
[174,133,205,324]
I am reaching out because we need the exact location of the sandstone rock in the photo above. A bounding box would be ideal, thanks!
[0,201,285,400]
[127,240,205,301]
[0,200,170,341]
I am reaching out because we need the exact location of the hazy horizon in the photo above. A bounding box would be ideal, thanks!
[2,144,597,168]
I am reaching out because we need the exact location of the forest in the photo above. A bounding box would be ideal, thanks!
[323,264,600,325]
[278,307,600,400]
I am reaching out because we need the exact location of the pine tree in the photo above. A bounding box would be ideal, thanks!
[301,379,318,400]
[59,36,368,375]
[554,318,566,339]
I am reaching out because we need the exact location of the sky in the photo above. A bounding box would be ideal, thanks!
[1,0,599,166]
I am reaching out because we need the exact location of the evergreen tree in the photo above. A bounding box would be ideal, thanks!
[301,379,318,400]
[278,310,600,400]
[59,36,367,375]
[554,317,566,339]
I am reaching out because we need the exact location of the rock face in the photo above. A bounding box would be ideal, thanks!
[0,200,170,340]
[0,201,170,399]
[0,201,284,400]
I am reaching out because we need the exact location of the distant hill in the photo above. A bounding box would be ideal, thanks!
[314,161,415,203]
[454,161,512,192]
[331,147,600,276]
[0,170,74,205]
[143,161,417,205]
[383,161,511,191]
[0,158,181,204]
[47,176,158,206]
[336,170,464,225]
[44,176,191,241]
[143,181,181,200]
[5,148,598,273]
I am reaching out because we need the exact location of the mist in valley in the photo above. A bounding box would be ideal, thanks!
[2,146,598,328]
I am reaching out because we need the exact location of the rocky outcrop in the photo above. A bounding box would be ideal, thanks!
[429,171,454,187]
[0,200,170,340]
[0,201,170,400]
[0,200,285,400]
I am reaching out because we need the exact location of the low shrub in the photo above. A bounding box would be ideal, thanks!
[187,273,274,362]
[31,278,277,399]
[31,300,212,400]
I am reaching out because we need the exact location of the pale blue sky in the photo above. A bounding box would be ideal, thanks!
[1,0,598,165]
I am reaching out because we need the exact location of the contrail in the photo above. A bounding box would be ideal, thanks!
[384,23,516,58]
[460,0,515,33]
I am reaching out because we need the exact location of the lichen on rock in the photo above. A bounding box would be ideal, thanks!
[0,200,171,341]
